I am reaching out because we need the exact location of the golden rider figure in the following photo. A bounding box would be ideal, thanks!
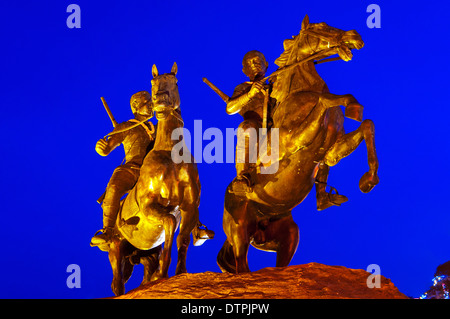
[226,50,276,194]
[91,90,212,247]
[226,50,347,208]
[91,91,156,246]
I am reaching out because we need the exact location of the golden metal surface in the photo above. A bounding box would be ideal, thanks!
[215,15,379,273]
[91,15,379,294]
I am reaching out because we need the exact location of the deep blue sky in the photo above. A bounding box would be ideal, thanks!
[0,1,448,298]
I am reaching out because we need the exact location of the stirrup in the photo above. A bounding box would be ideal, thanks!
[231,175,253,195]
[90,228,113,247]
[328,186,348,204]
[193,223,215,246]
[316,183,348,211]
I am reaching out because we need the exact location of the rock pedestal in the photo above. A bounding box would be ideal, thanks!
[113,263,407,299]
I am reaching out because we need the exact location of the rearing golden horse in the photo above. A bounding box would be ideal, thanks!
[218,15,379,273]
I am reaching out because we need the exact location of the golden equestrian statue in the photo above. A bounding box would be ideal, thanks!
[206,15,378,273]
[91,63,214,296]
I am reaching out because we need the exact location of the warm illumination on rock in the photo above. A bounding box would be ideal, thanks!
[113,263,407,299]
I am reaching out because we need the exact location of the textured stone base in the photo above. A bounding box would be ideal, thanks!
[113,262,407,299]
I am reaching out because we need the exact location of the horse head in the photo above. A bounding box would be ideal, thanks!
[151,62,180,120]
[271,15,364,102]
[275,15,364,68]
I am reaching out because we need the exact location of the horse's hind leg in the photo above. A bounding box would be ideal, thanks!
[121,241,137,285]
[175,206,199,275]
[151,212,177,280]
[275,216,299,267]
[217,239,237,273]
[230,220,251,273]
[255,215,299,267]
[223,194,253,273]
[141,245,162,285]
[324,119,379,193]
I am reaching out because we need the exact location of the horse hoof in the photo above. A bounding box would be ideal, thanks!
[150,272,167,282]
[359,171,379,193]
[175,265,187,275]
[111,281,125,296]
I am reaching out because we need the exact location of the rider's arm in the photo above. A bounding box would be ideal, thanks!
[226,83,252,115]
[226,81,265,115]
[95,122,128,156]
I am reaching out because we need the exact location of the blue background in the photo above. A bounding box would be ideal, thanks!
[0,1,448,298]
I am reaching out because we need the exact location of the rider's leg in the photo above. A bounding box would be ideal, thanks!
[92,167,139,245]
[313,106,347,210]
[323,119,379,193]
[315,162,348,211]
[102,167,138,227]
[234,119,260,193]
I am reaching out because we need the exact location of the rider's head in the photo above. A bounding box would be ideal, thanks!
[242,50,268,81]
[130,91,152,118]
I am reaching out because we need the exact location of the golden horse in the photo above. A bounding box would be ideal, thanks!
[98,63,209,295]
[217,15,379,273]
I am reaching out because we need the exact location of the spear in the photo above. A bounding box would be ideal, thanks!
[202,78,229,103]
[100,96,118,127]
[202,47,338,103]
[97,96,117,205]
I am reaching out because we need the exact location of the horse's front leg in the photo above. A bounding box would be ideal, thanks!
[287,93,360,153]
[108,238,125,296]
[323,119,379,193]
[320,93,362,120]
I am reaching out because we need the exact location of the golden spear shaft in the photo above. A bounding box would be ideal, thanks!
[202,78,230,103]
[100,96,118,128]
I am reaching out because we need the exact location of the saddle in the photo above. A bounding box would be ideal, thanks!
[117,186,141,233]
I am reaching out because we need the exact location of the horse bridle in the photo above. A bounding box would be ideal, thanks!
[300,27,344,53]
[299,26,346,65]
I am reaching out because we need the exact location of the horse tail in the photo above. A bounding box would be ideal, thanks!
[217,239,236,273]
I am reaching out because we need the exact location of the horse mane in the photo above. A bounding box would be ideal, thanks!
[271,33,326,104]
[274,38,296,68]
[271,36,301,104]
